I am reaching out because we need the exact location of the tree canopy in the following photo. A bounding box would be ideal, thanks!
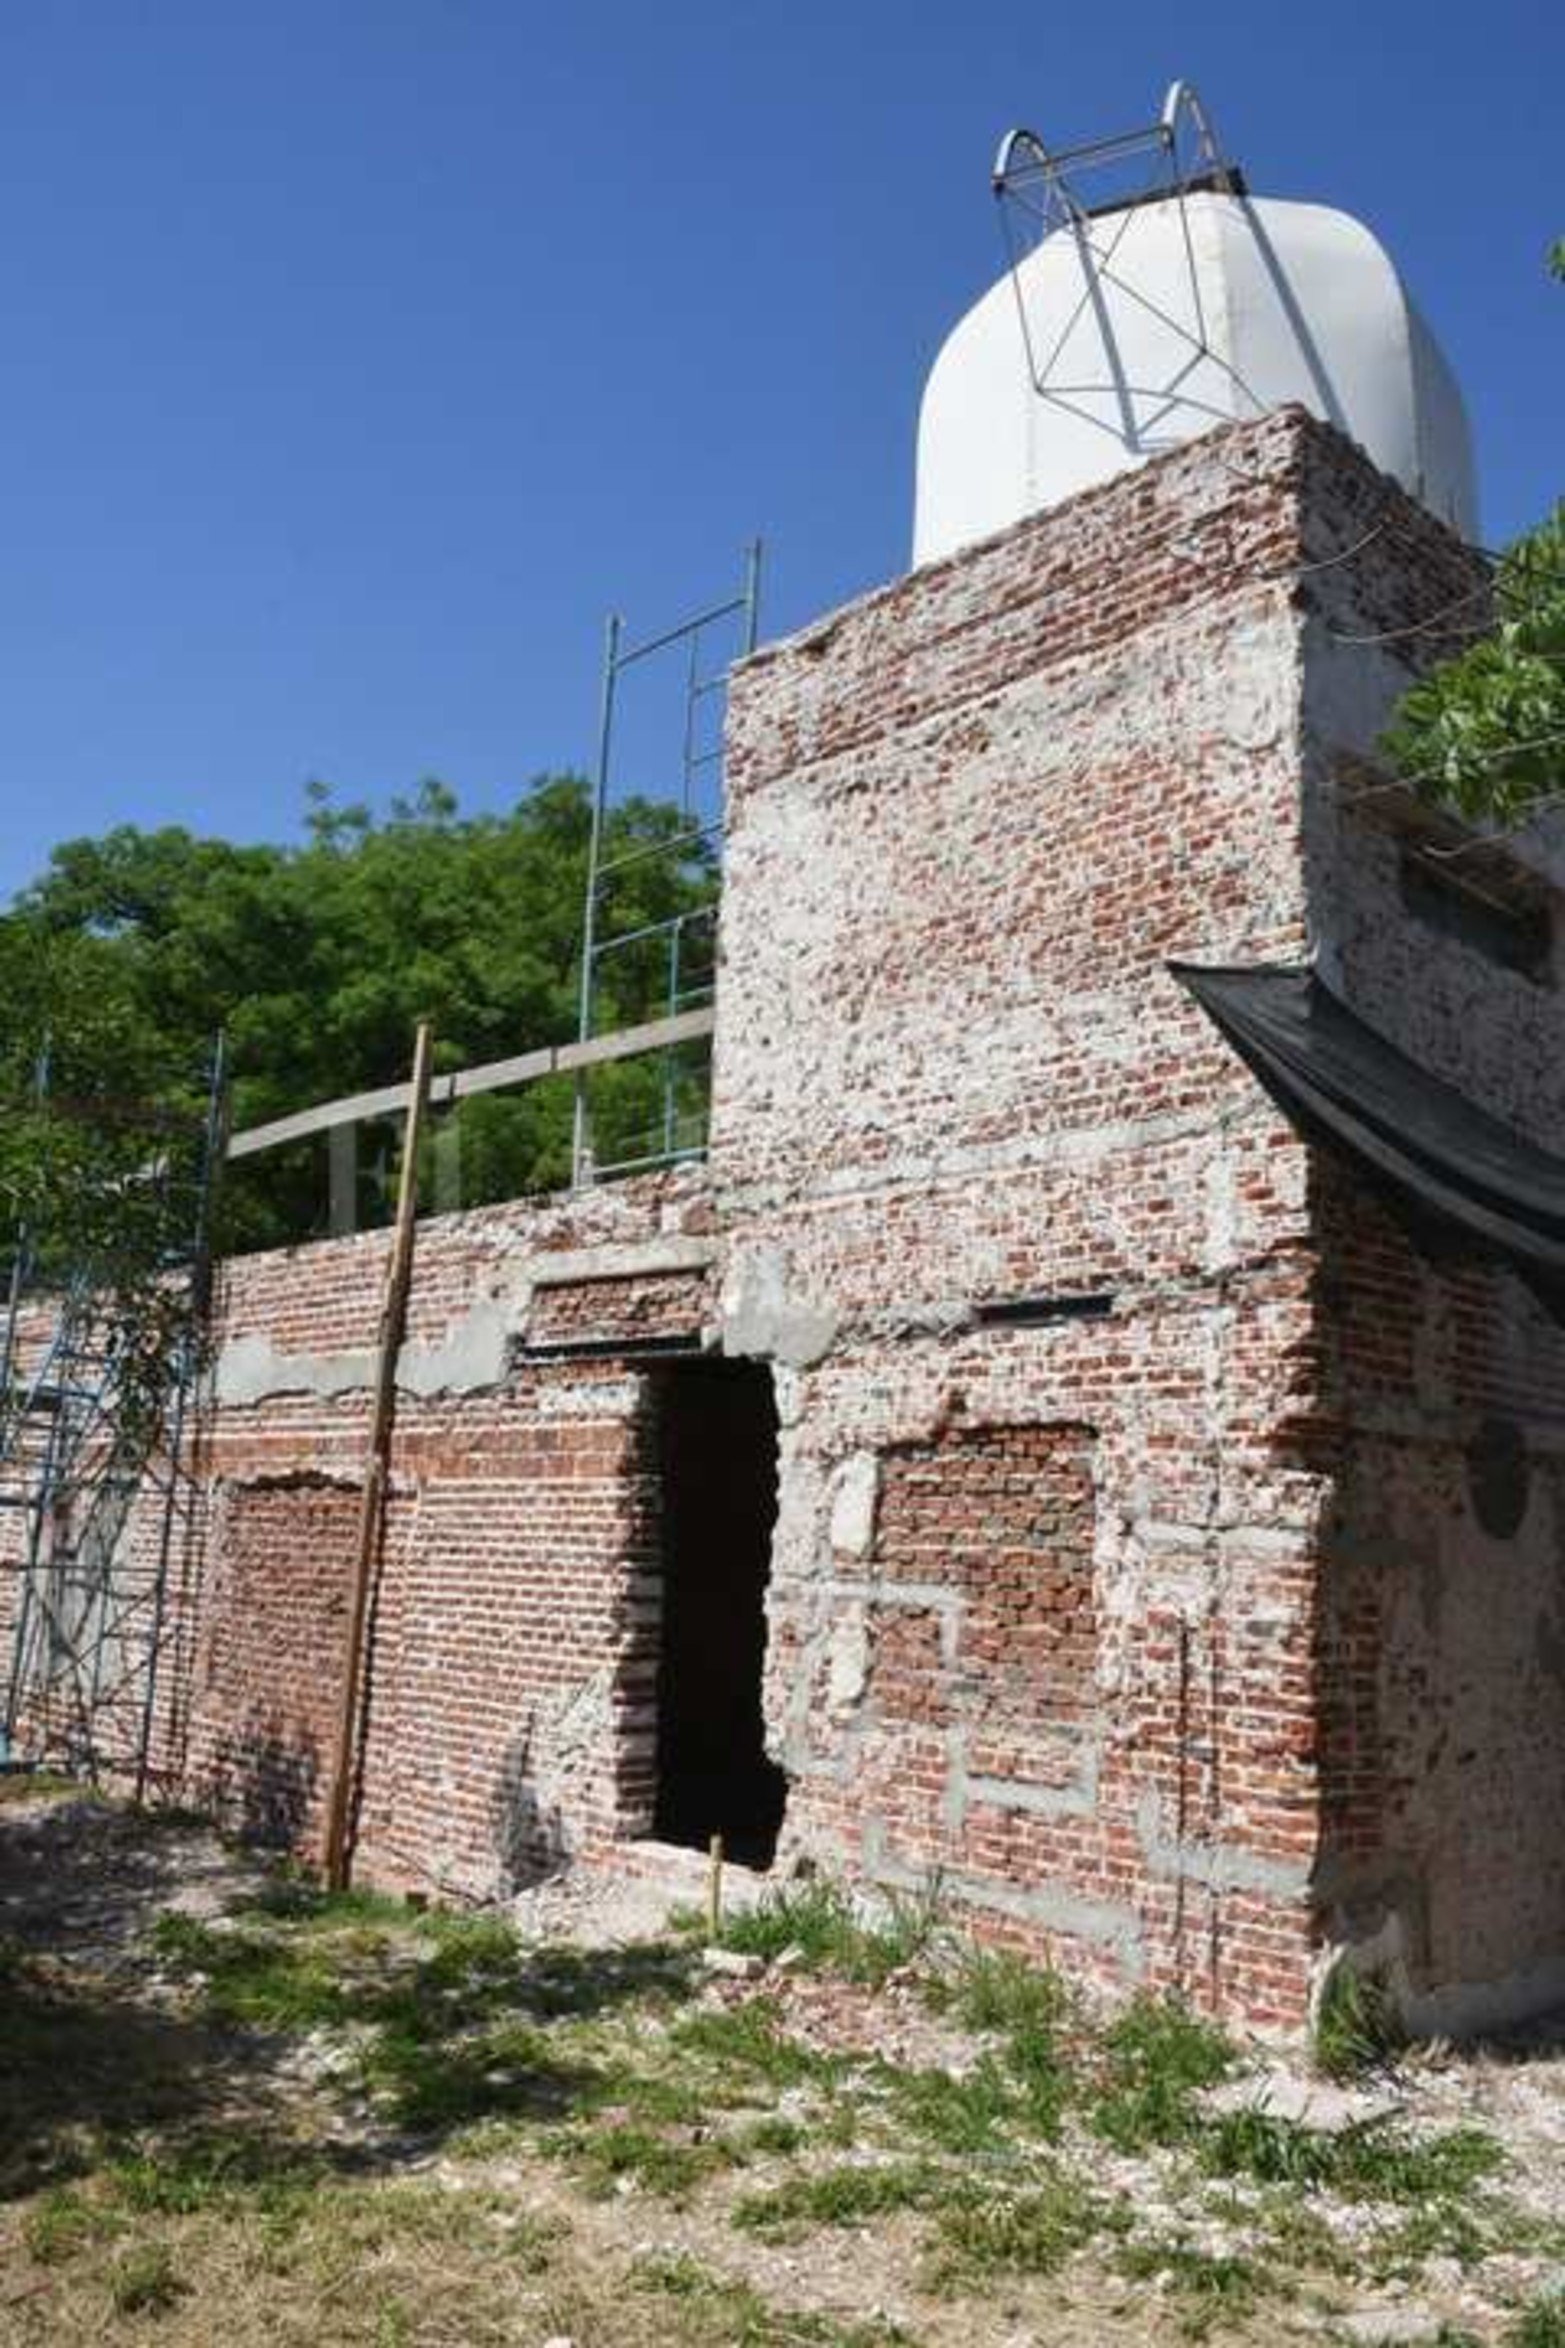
[0,775,712,1256]
[1384,244,1563,828]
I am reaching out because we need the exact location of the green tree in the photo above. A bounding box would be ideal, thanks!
[0,773,713,1250]
[1384,244,1564,825]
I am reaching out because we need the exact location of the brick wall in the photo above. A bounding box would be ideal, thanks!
[711,408,1331,2021]
[12,406,1562,2035]
[1293,429,1565,2032]
[163,1171,715,1899]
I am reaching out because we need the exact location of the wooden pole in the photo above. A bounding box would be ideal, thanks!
[322,1022,434,1891]
[707,1832,725,1942]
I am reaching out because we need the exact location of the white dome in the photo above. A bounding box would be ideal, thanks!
[913,190,1478,567]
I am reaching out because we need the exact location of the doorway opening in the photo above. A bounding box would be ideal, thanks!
[651,1357,786,1868]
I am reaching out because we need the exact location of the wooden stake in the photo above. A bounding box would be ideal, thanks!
[322,1023,434,1892]
[707,1832,725,1941]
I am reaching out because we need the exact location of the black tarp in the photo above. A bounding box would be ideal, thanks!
[1170,961,1565,1306]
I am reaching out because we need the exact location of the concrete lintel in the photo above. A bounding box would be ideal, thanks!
[217,1293,518,1406]
[528,1237,717,1290]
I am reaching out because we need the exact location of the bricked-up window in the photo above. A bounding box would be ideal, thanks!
[1398,848,1553,983]
[874,1424,1097,1724]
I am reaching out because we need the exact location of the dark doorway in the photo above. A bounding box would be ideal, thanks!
[652,1358,786,1867]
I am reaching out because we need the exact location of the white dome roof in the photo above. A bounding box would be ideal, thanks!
[913,189,1477,567]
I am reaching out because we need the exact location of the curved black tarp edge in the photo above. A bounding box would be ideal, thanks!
[1170,960,1565,1306]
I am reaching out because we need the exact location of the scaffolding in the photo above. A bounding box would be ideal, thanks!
[572,543,762,1186]
[0,1041,227,1796]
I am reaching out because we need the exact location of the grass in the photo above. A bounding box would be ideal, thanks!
[1089,1992,1237,2150]
[0,1766,79,1805]
[554,2118,735,2204]
[734,2160,944,2237]
[879,2055,1023,2153]
[11,1808,1556,2348]
[1199,2109,1502,2201]
[630,2251,915,2345]
[670,1996,846,2088]
[107,2240,184,2316]
[23,2183,121,2265]
[930,2166,1118,2287]
[713,1878,943,1987]
[1312,1959,1403,2082]
[931,1945,1072,2038]
[1116,2240,1263,2338]
[1510,2297,1565,2348]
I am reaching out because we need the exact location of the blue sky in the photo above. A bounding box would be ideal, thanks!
[0,0,1559,899]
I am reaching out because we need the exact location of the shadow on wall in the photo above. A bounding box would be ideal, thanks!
[490,1724,571,1894]
[207,1711,321,1853]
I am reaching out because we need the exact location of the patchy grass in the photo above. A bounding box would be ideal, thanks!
[931,1945,1072,2039]
[1200,2109,1502,2201]
[734,2160,944,2237]
[670,1996,847,2088]
[1116,2239,1264,2337]
[878,2055,1022,2154]
[149,1911,374,2031]
[12,1810,1562,2348]
[0,1767,78,1806]
[1312,1959,1403,2082]
[930,2166,1119,2288]
[1089,1993,1237,2151]
[360,2014,595,2131]
[107,2240,185,2316]
[22,2183,121,2265]
[553,2119,736,2205]
[1510,2296,1565,2348]
[714,1878,942,1986]
[630,2251,915,2345]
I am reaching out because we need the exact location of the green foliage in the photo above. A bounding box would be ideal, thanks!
[929,2167,1117,2285]
[0,775,715,1253]
[1382,503,1565,825]
[881,2055,1024,2153]
[1088,1993,1236,2151]
[1200,2109,1500,2201]
[554,2119,733,2204]
[1381,240,1562,831]
[630,2252,913,2345]
[1116,2239,1262,2336]
[733,2160,943,2236]
[107,2238,185,2315]
[1512,2295,1565,2348]
[23,2183,118,2265]
[1313,1959,1402,2081]
[670,1997,845,2087]
[932,1945,1071,2039]
[716,1876,942,1986]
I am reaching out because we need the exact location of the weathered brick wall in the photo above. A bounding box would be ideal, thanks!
[1295,428,1565,2033]
[712,408,1331,2021]
[13,404,1560,2036]
[168,1171,715,1899]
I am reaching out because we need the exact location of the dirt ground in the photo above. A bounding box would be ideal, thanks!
[4,1782,1565,2348]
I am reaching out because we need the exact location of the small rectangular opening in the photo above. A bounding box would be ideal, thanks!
[1398,848,1553,984]
[974,1292,1116,1327]
[650,1358,786,1868]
